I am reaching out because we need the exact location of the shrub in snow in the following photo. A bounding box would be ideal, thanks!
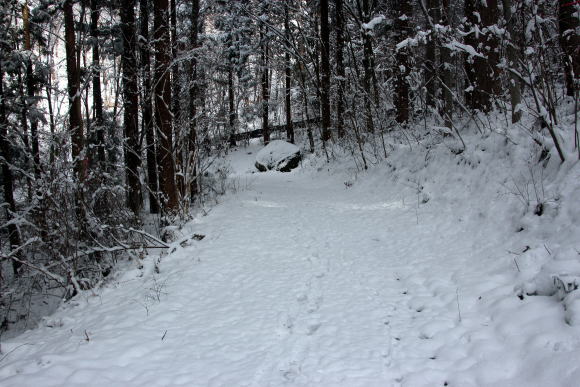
[255,140,301,172]
[564,290,580,326]
[518,248,580,326]
[523,251,580,298]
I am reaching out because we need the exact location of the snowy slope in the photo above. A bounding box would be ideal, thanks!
[0,133,579,387]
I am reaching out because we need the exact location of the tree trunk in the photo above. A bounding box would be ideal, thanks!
[170,0,186,201]
[476,0,500,112]
[298,61,315,152]
[425,0,440,109]
[121,0,142,215]
[361,0,375,132]
[23,1,40,178]
[285,3,294,144]
[170,0,180,122]
[260,23,270,144]
[188,0,199,201]
[559,0,580,96]
[320,0,331,142]
[46,82,56,164]
[91,0,106,167]
[503,0,522,123]
[154,0,178,211]
[465,0,500,112]
[140,0,159,213]
[17,65,31,196]
[394,0,411,124]
[440,0,453,129]
[335,0,345,138]
[64,0,86,182]
[463,0,477,109]
[0,64,22,275]
[228,66,236,147]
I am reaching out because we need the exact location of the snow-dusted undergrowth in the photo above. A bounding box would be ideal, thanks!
[0,118,579,386]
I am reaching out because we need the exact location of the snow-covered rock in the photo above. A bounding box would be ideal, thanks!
[255,140,301,172]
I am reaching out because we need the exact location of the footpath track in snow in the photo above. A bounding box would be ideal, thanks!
[1,145,579,386]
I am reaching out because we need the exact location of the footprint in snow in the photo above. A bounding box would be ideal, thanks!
[307,296,323,313]
[306,322,321,335]
[281,362,300,382]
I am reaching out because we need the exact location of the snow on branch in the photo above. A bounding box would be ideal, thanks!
[362,15,385,30]
[443,41,485,59]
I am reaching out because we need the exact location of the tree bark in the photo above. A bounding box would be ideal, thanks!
[285,3,294,144]
[425,0,440,109]
[440,0,453,129]
[463,0,477,109]
[140,0,159,213]
[503,0,522,123]
[0,64,22,275]
[476,0,500,112]
[260,22,270,144]
[465,0,500,112]
[188,0,199,201]
[559,0,580,96]
[170,0,180,121]
[23,1,40,178]
[335,0,345,138]
[361,0,375,132]
[394,0,411,124]
[154,0,178,211]
[320,0,331,142]
[121,0,142,215]
[64,0,86,182]
[91,0,106,166]
[170,0,186,200]
[228,66,236,147]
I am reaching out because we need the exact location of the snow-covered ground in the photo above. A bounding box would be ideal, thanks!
[1,129,579,386]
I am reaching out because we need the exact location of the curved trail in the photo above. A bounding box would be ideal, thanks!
[1,147,578,386]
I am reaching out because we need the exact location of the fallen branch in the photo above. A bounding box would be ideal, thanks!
[4,255,66,287]
[126,228,170,248]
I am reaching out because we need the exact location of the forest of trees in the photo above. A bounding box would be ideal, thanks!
[0,0,578,331]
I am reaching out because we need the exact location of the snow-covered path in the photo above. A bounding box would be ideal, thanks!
[1,145,580,386]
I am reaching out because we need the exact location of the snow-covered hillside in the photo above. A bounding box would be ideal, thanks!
[0,127,579,386]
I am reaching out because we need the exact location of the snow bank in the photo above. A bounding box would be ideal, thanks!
[333,117,580,386]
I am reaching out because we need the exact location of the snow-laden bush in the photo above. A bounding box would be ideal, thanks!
[0,167,146,338]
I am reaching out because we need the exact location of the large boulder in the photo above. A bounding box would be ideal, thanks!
[255,140,301,172]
